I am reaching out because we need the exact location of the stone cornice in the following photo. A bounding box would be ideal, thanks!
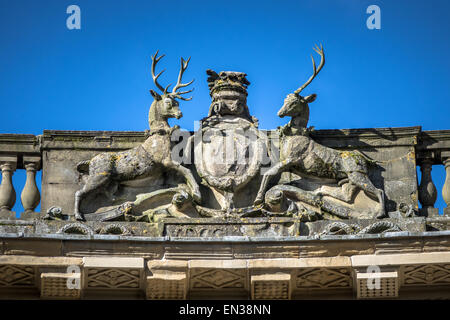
[310,126,421,148]
[0,134,41,154]
[0,126,424,151]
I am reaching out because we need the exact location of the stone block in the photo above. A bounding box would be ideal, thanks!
[146,274,187,300]
[41,272,81,299]
[146,259,188,299]
[356,271,398,299]
[251,273,291,300]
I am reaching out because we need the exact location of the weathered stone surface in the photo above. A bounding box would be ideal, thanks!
[40,272,81,299]
[164,217,299,237]
[251,273,291,300]
[356,271,399,299]
[426,216,450,231]
[31,48,427,231]
[3,238,62,256]
[304,217,425,236]
[1,47,450,300]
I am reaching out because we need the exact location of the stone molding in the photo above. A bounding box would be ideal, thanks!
[0,253,449,299]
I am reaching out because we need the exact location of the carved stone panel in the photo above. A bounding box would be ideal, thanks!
[402,264,450,286]
[0,265,34,287]
[190,269,247,290]
[86,268,140,289]
[165,218,298,237]
[296,268,352,289]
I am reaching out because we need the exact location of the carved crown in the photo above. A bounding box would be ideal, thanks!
[206,70,250,97]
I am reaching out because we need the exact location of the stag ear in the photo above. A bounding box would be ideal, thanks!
[304,94,317,103]
[150,89,162,101]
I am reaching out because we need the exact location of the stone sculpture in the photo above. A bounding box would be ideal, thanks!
[70,46,398,227]
[254,45,386,219]
[3,44,450,301]
[193,70,265,212]
[74,51,201,220]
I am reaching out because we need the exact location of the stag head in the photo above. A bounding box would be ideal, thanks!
[149,50,194,121]
[277,45,325,128]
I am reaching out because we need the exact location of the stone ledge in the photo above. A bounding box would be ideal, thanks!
[248,257,351,269]
[83,257,144,269]
[36,126,424,150]
[351,252,450,267]
[0,256,82,266]
[1,230,450,242]
[0,134,41,160]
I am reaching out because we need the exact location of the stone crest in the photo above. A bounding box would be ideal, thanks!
[194,71,265,210]
[42,46,426,234]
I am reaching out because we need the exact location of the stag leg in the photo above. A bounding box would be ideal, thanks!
[166,162,202,204]
[315,181,358,203]
[254,160,292,206]
[74,174,111,221]
[347,171,386,218]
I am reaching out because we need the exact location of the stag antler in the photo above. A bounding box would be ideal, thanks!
[151,50,167,93]
[294,44,325,95]
[172,57,194,101]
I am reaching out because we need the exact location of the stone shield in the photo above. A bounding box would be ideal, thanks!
[194,116,265,193]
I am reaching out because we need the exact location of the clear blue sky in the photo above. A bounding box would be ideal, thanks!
[0,0,449,214]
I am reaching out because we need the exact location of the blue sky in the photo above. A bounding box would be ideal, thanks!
[0,0,449,214]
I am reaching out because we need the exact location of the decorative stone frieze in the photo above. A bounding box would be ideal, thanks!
[83,257,144,291]
[0,265,34,287]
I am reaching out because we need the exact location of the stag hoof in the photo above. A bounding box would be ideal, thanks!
[376,210,387,219]
[253,196,263,207]
[192,190,202,204]
[74,213,85,222]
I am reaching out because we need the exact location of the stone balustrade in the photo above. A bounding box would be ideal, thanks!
[416,130,450,217]
[0,134,41,218]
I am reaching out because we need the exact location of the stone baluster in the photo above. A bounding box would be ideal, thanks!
[0,156,18,215]
[418,159,438,217]
[20,157,41,214]
[442,154,450,216]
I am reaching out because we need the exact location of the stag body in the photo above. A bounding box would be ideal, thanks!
[74,51,201,220]
[254,45,386,218]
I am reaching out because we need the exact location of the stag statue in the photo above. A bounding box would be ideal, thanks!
[254,45,386,218]
[74,51,201,220]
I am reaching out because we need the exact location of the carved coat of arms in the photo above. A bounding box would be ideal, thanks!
[193,71,266,210]
[71,47,392,225]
